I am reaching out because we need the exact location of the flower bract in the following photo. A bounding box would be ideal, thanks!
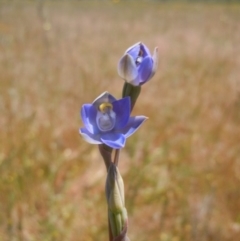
[106,163,128,237]
[79,92,147,149]
[118,42,158,86]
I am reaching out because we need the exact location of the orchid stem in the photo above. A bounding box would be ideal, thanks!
[98,144,113,171]
[114,149,120,166]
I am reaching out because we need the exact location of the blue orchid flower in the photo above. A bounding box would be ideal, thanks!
[79,92,147,149]
[118,42,158,86]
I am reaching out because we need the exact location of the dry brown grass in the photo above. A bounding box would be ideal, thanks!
[1,1,240,241]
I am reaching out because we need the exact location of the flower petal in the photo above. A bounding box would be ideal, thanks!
[118,54,138,83]
[125,42,141,59]
[101,133,126,149]
[81,104,98,134]
[79,128,102,144]
[122,116,147,138]
[138,56,153,84]
[140,43,151,57]
[129,76,141,86]
[148,47,158,80]
[92,91,117,109]
[112,97,130,129]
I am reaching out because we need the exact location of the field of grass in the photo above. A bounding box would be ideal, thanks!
[1,1,240,240]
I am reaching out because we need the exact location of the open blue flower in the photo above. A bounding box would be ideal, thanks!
[118,42,158,86]
[79,92,147,149]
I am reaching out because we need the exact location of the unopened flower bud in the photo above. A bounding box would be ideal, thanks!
[118,42,158,86]
[106,163,128,237]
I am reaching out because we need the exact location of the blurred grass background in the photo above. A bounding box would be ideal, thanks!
[1,0,240,240]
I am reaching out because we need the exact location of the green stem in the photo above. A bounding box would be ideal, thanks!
[122,82,141,110]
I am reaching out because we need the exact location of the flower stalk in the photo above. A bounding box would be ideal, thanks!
[98,144,113,171]
[122,82,141,110]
